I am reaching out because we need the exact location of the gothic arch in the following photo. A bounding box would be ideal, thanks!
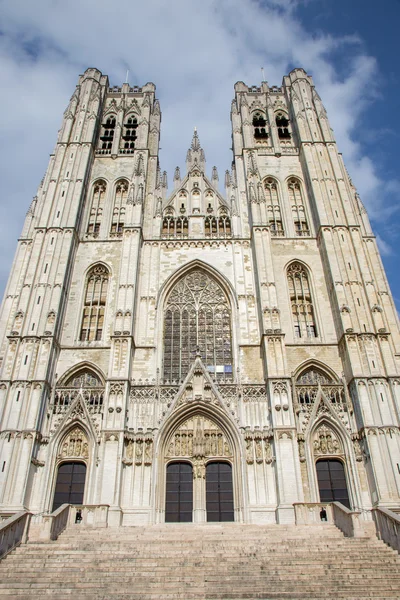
[155,261,240,380]
[156,260,238,311]
[294,360,340,384]
[285,261,320,340]
[304,409,360,509]
[153,399,245,523]
[57,362,106,387]
[43,398,98,512]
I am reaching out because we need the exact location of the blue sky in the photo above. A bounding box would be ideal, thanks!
[0,0,399,309]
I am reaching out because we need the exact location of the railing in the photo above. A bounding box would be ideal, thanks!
[40,504,71,541]
[294,502,333,525]
[372,507,400,553]
[294,502,372,538]
[69,505,109,528]
[0,511,31,559]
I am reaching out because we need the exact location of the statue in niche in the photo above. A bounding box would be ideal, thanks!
[246,439,254,464]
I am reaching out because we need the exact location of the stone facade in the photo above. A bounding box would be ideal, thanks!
[0,67,399,526]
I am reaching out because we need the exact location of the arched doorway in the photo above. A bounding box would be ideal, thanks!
[158,409,243,523]
[165,462,193,522]
[316,459,350,509]
[52,462,87,511]
[206,461,234,522]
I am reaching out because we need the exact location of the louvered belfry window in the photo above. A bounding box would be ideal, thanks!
[163,270,232,381]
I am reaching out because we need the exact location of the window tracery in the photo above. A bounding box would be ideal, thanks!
[288,178,310,236]
[264,178,284,236]
[294,366,344,407]
[287,263,317,339]
[163,270,233,381]
[80,265,109,342]
[87,180,106,236]
[111,180,128,236]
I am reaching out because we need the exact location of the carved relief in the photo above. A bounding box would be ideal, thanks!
[59,427,89,459]
[312,424,342,456]
[166,415,232,461]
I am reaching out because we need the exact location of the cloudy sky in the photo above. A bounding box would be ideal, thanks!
[0,0,399,307]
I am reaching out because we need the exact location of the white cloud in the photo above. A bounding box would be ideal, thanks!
[0,0,397,296]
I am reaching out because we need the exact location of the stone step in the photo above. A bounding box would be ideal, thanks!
[1,522,399,599]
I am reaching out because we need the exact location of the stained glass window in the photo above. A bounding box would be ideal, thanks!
[163,270,232,381]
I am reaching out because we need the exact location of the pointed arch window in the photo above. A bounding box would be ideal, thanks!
[287,263,317,339]
[87,180,106,235]
[288,178,310,236]
[163,270,232,381]
[252,112,268,140]
[98,116,116,155]
[80,265,109,342]
[275,112,291,139]
[111,180,128,235]
[264,178,284,236]
[120,115,138,154]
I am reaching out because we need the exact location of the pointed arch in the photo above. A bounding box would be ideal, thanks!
[153,386,245,523]
[294,360,340,384]
[252,110,268,140]
[79,264,110,342]
[98,115,116,154]
[87,179,107,235]
[157,260,238,311]
[286,176,310,236]
[286,261,317,339]
[305,414,353,509]
[161,267,234,381]
[57,362,106,387]
[110,178,129,235]
[262,176,284,235]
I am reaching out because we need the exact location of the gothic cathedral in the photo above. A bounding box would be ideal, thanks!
[0,68,399,526]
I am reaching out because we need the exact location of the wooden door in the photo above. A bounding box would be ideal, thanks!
[206,461,234,522]
[52,462,86,511]
[165,462,193,522]
[316,459,350,508]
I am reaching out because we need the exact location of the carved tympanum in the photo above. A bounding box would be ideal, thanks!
[60,427,89,459]
[166,415,232,460]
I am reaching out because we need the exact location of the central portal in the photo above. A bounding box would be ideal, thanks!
[162,412,237,523]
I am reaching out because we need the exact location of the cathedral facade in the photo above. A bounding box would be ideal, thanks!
[0,67,399,526]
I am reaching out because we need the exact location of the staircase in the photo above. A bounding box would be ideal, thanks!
[1,523,400,599]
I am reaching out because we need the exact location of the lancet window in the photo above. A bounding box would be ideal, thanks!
[275,112,291,139]
[111,180,128,235]
[288,178,310,236]
[163,270,233,381]
[205,216,231,238]
[252,112,268,140]
[287,263,317,339]
[162,216,189,238]
[264,178,284,236]
[121,115,138,154]
[87,180,106,235]
[79,265,109,342]
[98,116,116,154]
